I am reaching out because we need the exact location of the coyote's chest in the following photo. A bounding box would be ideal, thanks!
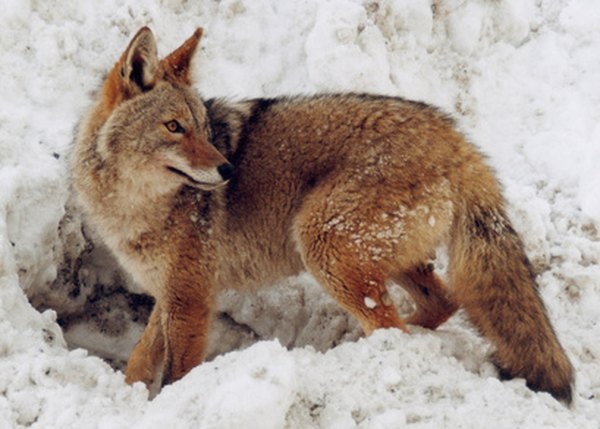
[100,213,173,298]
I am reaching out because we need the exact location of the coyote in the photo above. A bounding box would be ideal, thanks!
[72,27,574,402]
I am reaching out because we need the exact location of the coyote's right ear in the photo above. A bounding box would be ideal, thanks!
[120,27,160,96]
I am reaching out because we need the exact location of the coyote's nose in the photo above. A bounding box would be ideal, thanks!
[217,163,235,181]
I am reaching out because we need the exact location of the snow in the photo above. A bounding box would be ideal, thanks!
[1,0,600,427]
[364,297,377,309]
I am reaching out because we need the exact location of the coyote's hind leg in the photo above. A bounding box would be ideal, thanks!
[307,263,408,335]
[392,263,458,330]
[293,188,409,335]
[301,254,409,335]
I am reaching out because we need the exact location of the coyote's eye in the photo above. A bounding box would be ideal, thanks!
[165,120,185,134]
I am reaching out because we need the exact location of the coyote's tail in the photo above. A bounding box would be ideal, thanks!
[449,182,574,403]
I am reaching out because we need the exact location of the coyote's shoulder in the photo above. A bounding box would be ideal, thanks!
[72,27,573,403]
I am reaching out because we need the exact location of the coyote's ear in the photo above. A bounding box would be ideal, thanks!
[121,27,160,95]
[160,28,203,85]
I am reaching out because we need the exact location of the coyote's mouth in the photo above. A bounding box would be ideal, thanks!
[166,166,227,189]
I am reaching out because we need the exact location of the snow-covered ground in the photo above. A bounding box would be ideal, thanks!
[1,0,600,427]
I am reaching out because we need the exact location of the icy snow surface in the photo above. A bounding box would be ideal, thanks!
[1,0,600,427]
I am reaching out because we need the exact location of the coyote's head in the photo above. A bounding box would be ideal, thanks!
[96,27,233,192]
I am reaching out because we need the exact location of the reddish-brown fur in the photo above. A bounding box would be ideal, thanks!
[72,28,574,402]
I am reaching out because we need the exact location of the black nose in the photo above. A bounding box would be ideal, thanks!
[217,163,235,181]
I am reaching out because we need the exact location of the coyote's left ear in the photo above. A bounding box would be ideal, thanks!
[161,28,203,84]
[121,27,161,96]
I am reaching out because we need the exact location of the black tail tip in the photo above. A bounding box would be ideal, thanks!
[526,380,574,406]
[497,366,574,406]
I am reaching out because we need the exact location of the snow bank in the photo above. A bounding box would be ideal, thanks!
[1,0,599,427]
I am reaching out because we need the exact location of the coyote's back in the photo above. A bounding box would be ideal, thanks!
[72,27,574,403]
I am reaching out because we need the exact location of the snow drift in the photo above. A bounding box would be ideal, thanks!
[1,0,599,427]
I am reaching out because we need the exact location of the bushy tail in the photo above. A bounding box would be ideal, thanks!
[449,194,574,403]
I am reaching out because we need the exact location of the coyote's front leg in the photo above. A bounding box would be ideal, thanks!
[160,270,217,385]
[126,271,216,391]
[126,302,165,393]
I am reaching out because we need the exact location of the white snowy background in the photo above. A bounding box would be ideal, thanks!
[1,0,600,427]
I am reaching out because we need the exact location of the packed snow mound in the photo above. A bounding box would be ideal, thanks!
[1,0,600,427]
